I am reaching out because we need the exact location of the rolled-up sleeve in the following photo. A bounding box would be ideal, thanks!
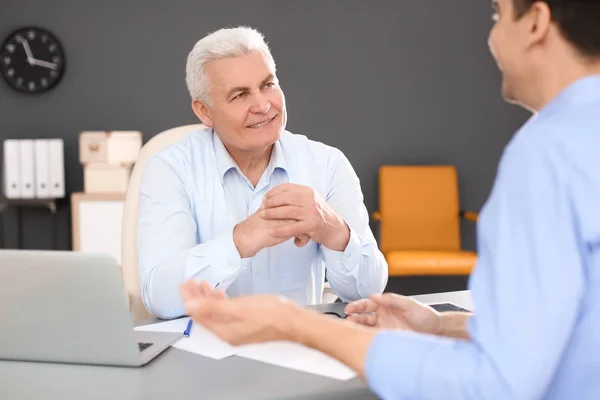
[320,151,388,301]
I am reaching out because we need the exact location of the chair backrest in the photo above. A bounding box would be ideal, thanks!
[121,124,205,319]
[378,165,461,253]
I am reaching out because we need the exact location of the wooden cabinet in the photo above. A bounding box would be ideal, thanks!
[71,193,125,266]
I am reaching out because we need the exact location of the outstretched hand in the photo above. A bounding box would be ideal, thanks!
[179,280,298,346]
[345,293,442,334]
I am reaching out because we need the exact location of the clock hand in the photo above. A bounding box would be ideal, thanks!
[21,39,35,64]
[30,58,57,70]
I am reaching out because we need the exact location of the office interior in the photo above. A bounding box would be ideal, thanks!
[0,0,533,397]
[0,0,530,294]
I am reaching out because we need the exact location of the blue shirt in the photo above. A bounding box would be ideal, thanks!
[137,128,388,319]
[366,75,600,399]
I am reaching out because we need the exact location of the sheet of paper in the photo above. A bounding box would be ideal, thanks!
[136,319,357,379]
[234,341,357,381]
[135,317,190,333]
[135,318,235,360]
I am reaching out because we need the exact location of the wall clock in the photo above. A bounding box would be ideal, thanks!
[0,26,66,94]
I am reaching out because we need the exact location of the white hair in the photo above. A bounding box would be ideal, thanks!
[185,26,276,105]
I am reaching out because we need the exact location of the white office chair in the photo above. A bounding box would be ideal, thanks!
[121,124,204,320]
[121,124,337,320]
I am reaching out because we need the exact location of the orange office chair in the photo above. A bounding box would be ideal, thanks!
[372,165,478,276]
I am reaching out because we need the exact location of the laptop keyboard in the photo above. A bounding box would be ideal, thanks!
[138,342,154,352]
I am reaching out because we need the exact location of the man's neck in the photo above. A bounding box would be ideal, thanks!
[528,58,600,112]
[225,143,274,187]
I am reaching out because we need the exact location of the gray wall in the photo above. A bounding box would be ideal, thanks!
[0,0,529,251]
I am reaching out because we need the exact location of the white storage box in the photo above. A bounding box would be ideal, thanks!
[79,131,142,165]
[83,163,131,193]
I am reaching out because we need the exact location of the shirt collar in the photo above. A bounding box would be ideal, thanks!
[267,139,288,177]
[212,129,288,186]
[212,130,238,185]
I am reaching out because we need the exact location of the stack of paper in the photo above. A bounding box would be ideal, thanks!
[135,319,357,380]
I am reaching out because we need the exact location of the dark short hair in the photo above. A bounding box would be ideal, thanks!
[513,0,600,58]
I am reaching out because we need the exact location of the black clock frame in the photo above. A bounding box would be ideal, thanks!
[0,26,66,94]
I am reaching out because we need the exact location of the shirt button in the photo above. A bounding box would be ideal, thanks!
[257,268,262,274]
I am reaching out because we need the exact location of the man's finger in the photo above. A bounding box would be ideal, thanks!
[262,205,304,221]
[371,293,417,309]
[179,282,194,302]
[294,234,310,247]
[188,296,234,319]
[345,298,378,314]
[185,280,202,298]
[199,281,213,297]
[270,221,310,238]
[263,191,301,209]
[182,298,207,318]
[346,313,378,327]
[211,288,228,300]
[264,183,296,199]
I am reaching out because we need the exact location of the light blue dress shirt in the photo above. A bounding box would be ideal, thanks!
[366,75,600,399]
[137,127,388,319]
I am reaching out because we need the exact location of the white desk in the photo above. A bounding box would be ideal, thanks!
[0,291,472,400]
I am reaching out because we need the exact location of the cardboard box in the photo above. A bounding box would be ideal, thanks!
[79,131,142,165]
[83,163,131,193]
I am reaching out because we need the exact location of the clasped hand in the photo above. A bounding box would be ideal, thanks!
[233,183,349,258]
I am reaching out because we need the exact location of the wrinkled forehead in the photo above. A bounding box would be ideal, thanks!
[205,51,276,94]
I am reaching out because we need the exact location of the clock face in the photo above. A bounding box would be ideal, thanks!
[0,27,66,94]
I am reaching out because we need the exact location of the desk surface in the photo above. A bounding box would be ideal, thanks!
[0,290,471,400]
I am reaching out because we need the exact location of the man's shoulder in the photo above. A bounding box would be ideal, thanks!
[505,104,597,162]
[498,107,596,184]
[280,130,344,160]
[151,125,213,168]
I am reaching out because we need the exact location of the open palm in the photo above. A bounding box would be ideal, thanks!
[345,293,441,335]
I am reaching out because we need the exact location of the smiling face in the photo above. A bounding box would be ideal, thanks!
[488,0,533,104]
[192,51,286,154]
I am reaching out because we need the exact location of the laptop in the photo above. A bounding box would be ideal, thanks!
[0,249,182,367]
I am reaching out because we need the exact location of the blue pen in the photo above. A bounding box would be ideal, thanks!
[183,319,193,337]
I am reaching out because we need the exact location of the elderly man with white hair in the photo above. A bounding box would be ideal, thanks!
[137,26,388,319]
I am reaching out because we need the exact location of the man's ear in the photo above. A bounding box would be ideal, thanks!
[192,99,214,128]
[524,1,552,49]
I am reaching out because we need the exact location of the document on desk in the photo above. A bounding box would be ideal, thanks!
[136,319,356,380]
[234,341,357,381]
[134,318,235,360]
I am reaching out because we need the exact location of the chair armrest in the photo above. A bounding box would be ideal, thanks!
[460,210,479,222]
[372,211,382,222]
[371,211,382,247]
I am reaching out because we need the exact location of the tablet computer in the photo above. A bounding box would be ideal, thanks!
[429,302,471,313]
